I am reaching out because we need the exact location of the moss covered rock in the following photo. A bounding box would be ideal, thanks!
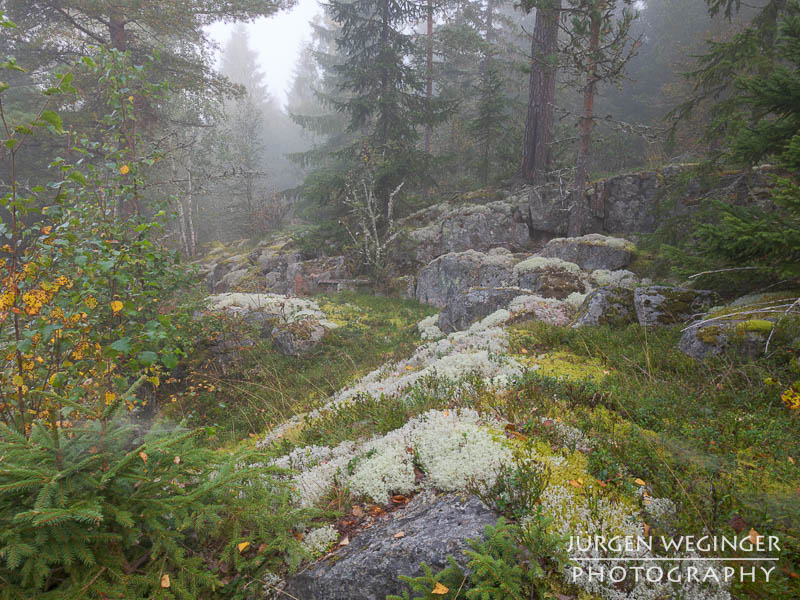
[271,317,327,357]
[573,286,636,327]
[514,257,589,300]
[633,286,718,327]
[537,234,635,271]
[677,295,797,360]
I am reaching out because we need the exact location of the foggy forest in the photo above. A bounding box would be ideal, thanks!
[0,1,799,599]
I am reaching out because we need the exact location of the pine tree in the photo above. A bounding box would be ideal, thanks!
[562,0,639,236]
[696,2,800,279]
[519,0,562,185]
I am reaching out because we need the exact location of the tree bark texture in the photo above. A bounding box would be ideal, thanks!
[568,4,601,237]
[520,1,561,184]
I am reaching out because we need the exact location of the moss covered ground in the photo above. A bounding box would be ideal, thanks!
[156,287,799,599]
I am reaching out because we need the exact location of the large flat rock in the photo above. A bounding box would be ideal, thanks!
[284,495,497,600]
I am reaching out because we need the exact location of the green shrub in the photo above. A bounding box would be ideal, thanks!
[0,396,310,599]
[389,516,566,600]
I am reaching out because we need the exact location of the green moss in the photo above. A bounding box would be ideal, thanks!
[697,325,724,345]
[518,351,609,381]
[736,319,775,334]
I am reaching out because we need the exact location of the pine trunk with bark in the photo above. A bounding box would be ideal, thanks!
[568,4,601,237]
[520,0,561,184]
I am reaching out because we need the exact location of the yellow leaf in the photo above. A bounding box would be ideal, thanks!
[119,164,130,175]
[139,451,147,464]
[432,582,449,595]
[789,456,795,465]
[393,531,405,539]
[41,226,52,235]
[104,391,116,405]
[110,300,123,313]
[160,574,170,588]
[238,541,250,553]
[748,528,761,545]
[520,347,528,354]
[569,479,582,488]
[634,478,647,486]
[128,95,134,101]
[12,375,23,387]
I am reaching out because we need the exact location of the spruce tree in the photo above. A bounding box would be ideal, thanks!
[327,0,447,200]
[696,2,800,279]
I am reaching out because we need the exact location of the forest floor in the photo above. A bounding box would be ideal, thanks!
[154,256,800,599]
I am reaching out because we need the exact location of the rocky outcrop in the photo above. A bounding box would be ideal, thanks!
[529,165,777,238]
[634,286,718,327]
[514,256,590,300]
[415,250,516,308]
[284,495,497,600]
[286,256,352,295]
[404,200,531,266]
[677,294,796,360]
[573,287,636,328]
[415,241,636,331]
[271,318,327,357]
[538,234,634,271]
[438,287,519,333]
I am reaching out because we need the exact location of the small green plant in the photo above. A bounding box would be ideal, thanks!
[469,438,550,521]
[389,517,565,600]
[0,389,312,599]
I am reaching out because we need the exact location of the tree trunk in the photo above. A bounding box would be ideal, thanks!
[186,156,196,257]
[108,9,127,51]
[171,156,190,257]
[568,3,601,237]
[520,1,561,184]
[480,0,495,185]
[424,0,433,154]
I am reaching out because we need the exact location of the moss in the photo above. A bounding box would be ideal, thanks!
[697,325,724,345]
[735,319,775,335]
[514,256,582,276]
[518,351,608,381]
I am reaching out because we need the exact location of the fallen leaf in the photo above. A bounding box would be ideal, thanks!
[258,542,268,554]
[569,479,582,488]
[393,531,405,539]
[392,495,409,505]
[160,574,170,588]
[138,451,147,465]
[339,536,350,547]
[173,456,181,464]
[728,514,747,533]
[352,505,364,518]
[520,347,528,354]
[634,478,646,486]
[789,456,795,465]
[110,300,123,314]
[432,582,449,595]
[748,528,762,545]
[643,523,651,537]
[237,541,250,553]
